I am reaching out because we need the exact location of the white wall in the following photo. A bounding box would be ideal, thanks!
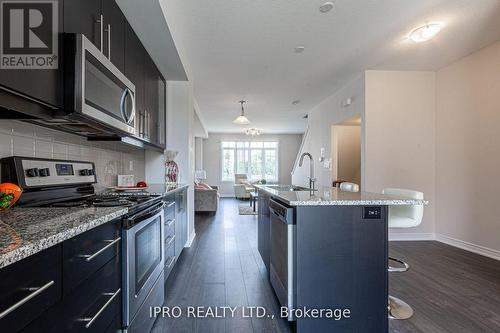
[435,41,500,253]
[203,133,302,197]
[167,81,195,245]
[0,120,145,190]
[365,71,436,237]
[331,125,361,186]
[292,75,366,188]
[194,137,203,170]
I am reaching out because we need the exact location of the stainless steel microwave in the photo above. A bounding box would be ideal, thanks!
[62,33,136,136]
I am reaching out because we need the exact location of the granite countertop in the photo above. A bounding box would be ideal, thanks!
[255,185,428,206]
[99,183,189,197]
[0,206,128,269]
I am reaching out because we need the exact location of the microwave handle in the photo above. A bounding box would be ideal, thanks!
[120,88,136,124]
[127,89,136,124]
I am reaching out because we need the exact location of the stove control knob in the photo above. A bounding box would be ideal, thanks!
[26,168,39,177]
[79,169,89,176]
[39,168,50,177]
[87,169,95,176]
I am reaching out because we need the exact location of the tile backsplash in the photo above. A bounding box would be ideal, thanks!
[0,120,145,190]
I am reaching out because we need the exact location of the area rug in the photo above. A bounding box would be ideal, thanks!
[239,203,258,215]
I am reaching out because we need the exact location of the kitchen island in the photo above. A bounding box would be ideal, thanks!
[255,185,426,333]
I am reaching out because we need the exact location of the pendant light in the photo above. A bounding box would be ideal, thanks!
[233,100,251,125]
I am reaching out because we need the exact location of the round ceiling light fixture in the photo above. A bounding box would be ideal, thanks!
[233,100,251,125]
[319,1,334,13]
[408,22,443,42]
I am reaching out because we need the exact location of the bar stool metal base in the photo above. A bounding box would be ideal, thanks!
[388,295,414,320]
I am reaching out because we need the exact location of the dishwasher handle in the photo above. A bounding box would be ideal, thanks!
[269,199,294,224]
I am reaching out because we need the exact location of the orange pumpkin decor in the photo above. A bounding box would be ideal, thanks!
[0,183,22,211]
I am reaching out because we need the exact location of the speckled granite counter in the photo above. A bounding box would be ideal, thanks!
[99,183,189,197]
[0,206,128,269]
[255,185,428,206]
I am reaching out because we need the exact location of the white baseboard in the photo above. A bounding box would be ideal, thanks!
[185,231,196,248]
[389,232,435,241]
[435,234,500,261]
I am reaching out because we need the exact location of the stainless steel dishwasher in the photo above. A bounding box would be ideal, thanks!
[269,198,296,321]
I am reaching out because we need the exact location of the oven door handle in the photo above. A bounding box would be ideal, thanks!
[126,201,166,224]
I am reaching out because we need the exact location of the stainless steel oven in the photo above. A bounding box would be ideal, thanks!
[269,199,296,321]
[122,200,165,331]
[63,33,136,136]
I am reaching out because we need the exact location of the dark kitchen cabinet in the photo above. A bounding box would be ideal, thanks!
[64,0,125,72]
[163,187,188,283]
[0,0,64,108]
[0,245,62,333]
[124,22,145,138]
[0,220,122,333]
[101,0,125,72]
[125,22,165,149]
[64,0,102,50]
[144,56,158,143]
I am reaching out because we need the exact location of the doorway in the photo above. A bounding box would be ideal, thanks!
[331,117,361,188]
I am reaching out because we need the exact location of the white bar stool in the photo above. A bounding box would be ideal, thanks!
[382,188,424,320]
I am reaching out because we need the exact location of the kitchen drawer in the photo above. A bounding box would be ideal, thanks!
[22,256,121,333]
[164,200,175,220]
[63,219,121,295]
[0,245,62,332]
[164,239,176,281]
[164,216,175,239]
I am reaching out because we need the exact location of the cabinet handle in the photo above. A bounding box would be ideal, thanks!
[0,280,55,319]
[79,288,121,329]
[165,218,175,228]
[146,111,150,139]
[79,237,121,262]
[165,235,175,247]
[105,23,111,59]
[138,111,144,136]
[95,14,104,53]
[165,257,175,269]
[166,201,175,208]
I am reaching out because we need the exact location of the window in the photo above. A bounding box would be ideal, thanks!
[221,141,279,182]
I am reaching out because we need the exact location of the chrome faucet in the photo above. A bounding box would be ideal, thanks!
[299,152,316,191]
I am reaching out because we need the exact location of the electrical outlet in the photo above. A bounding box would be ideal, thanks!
[129,160,133,171]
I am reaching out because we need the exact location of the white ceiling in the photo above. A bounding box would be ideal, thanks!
[159,0,500,134]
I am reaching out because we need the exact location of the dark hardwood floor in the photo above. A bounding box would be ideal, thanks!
[389,241,500,333]
[152,198,500,333]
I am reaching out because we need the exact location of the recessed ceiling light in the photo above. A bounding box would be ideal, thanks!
[292,99,300,105]
[319,2,334,13]
[409,22,443,42]
[294,46,305,53]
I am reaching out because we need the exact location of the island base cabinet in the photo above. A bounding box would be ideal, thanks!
[295,205,388,333]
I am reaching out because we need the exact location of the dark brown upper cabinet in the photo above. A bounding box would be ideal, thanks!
[64,0,125,72]
[124,22,145,139]
[63,0,102,49]
[0,0,64,108]
[101,0,125,72]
